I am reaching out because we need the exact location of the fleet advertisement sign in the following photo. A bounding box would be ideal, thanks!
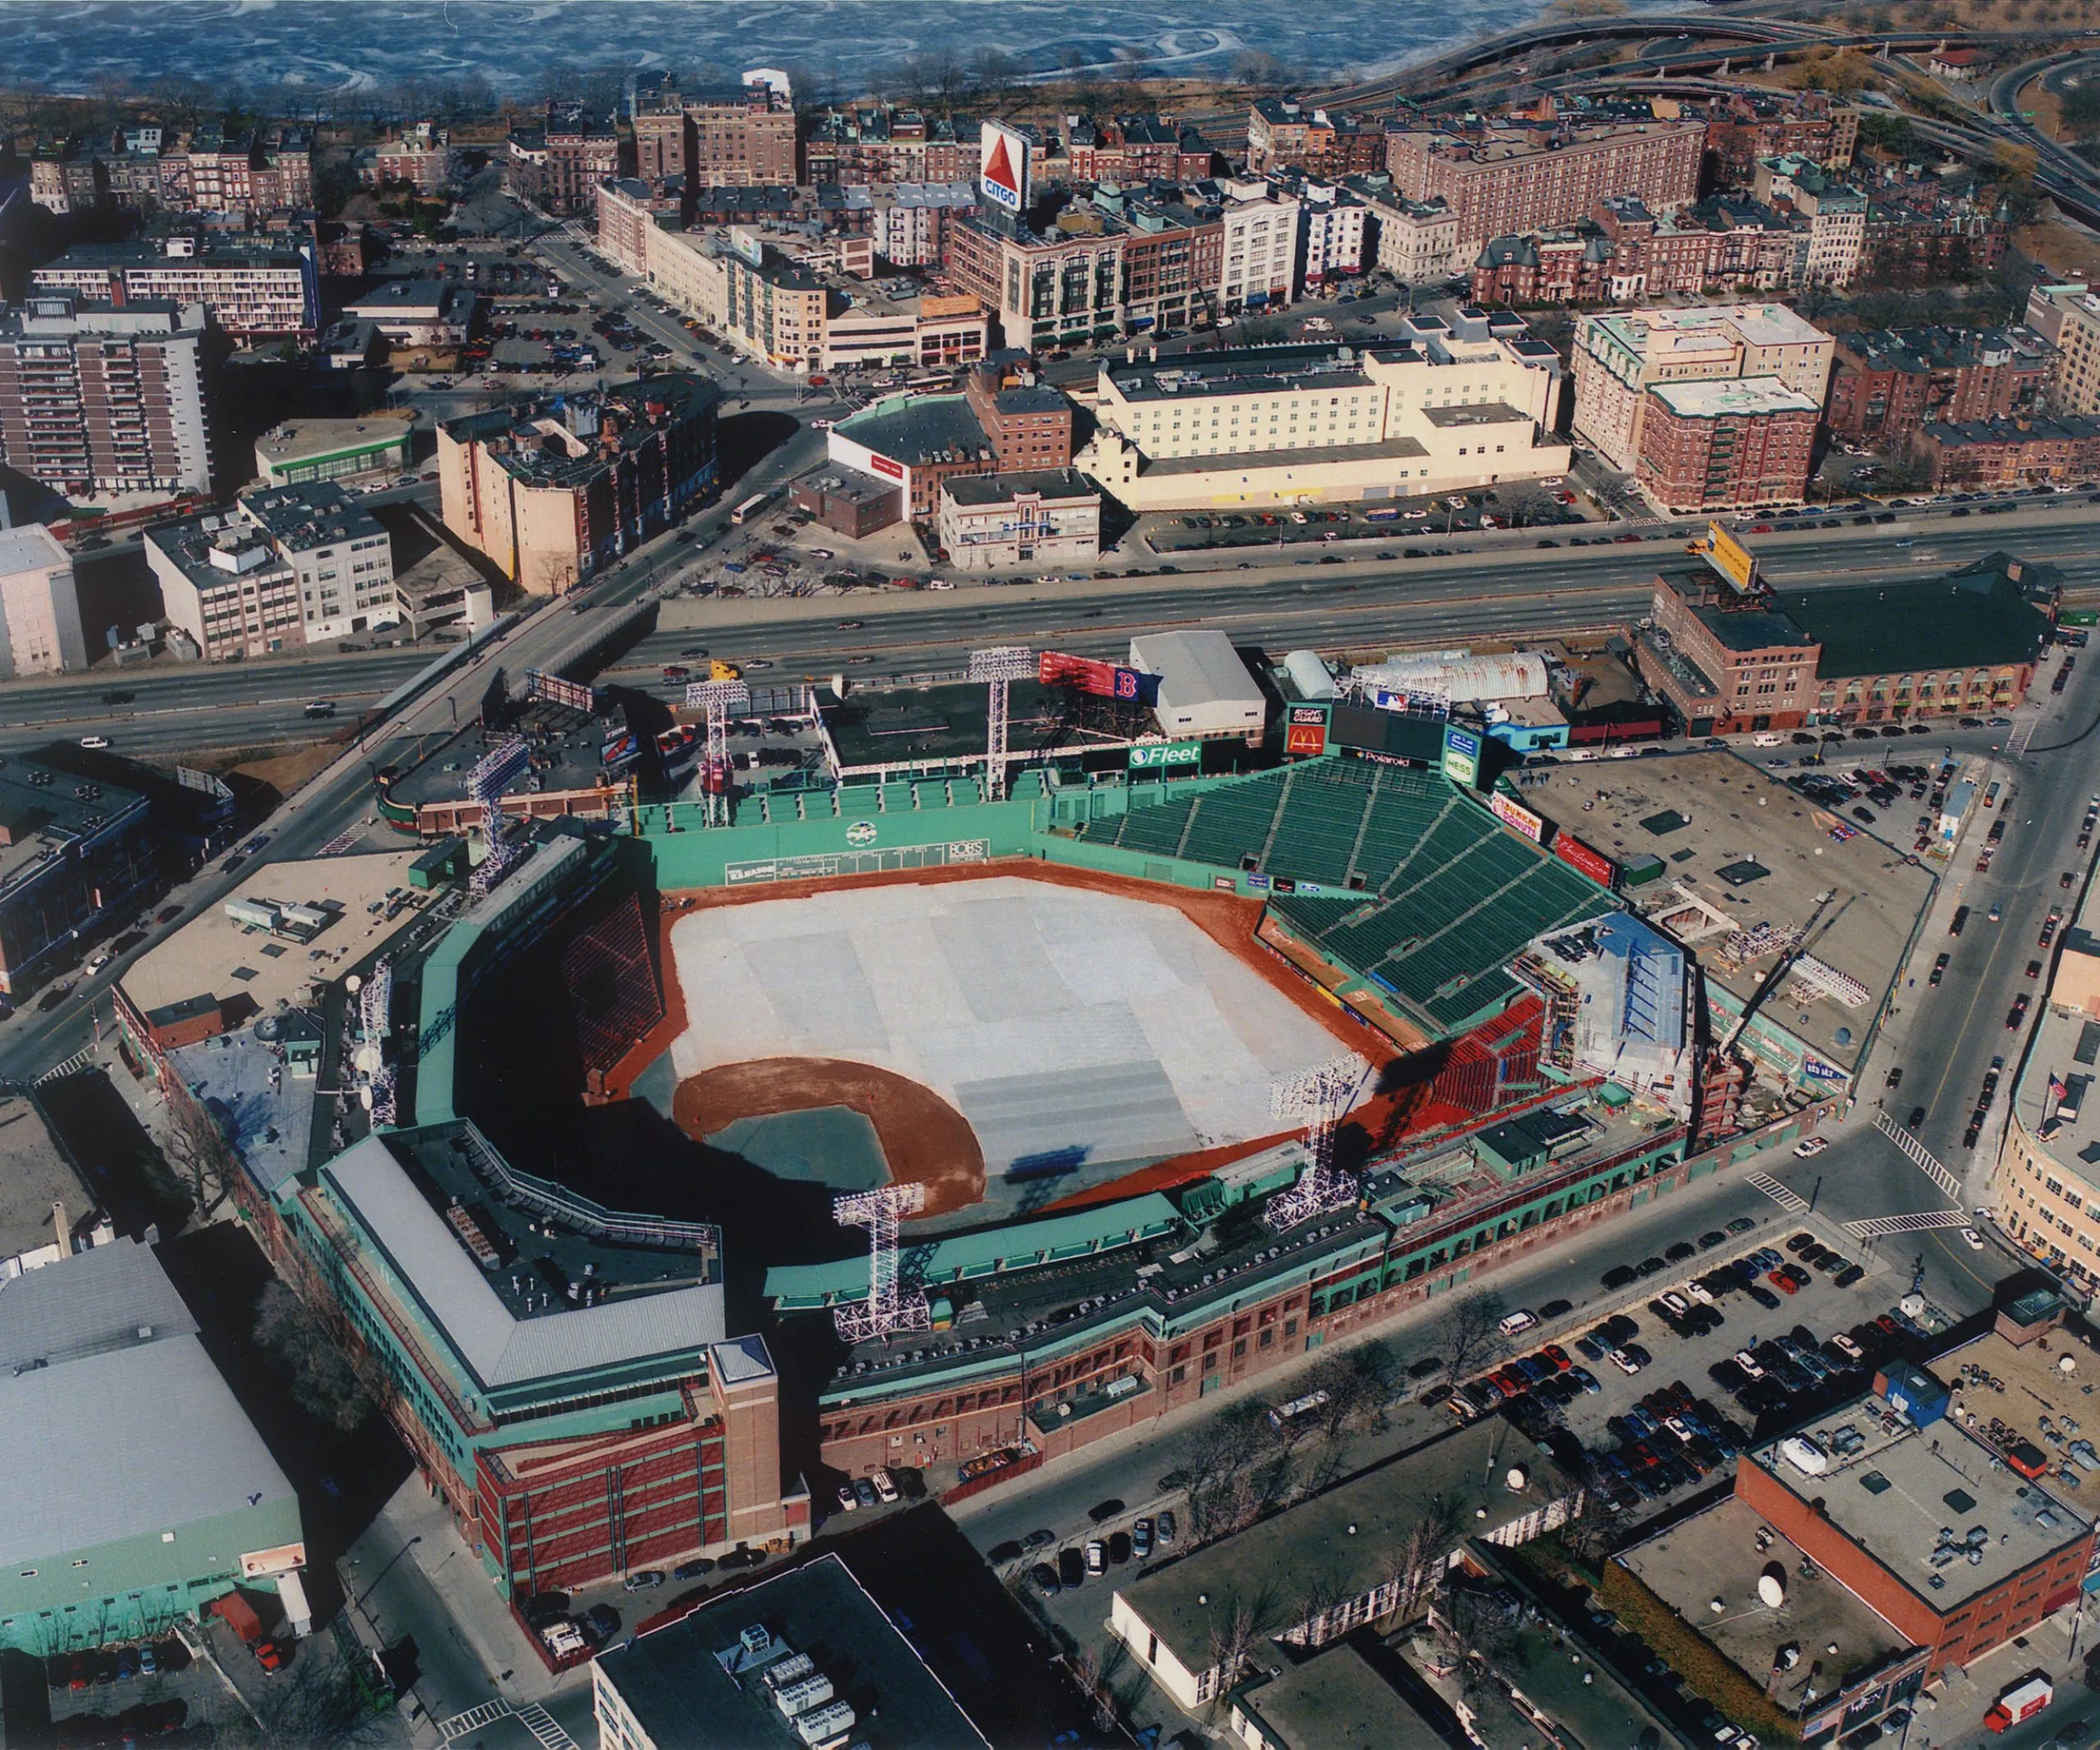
[1442,727,1481,788]
[1488,792,1545,843]
[1039,650,1157,704]
[1129,740,1201,770]
[1285,705,1329,758]
[1554,832,1618,889]
[979,121,1032,213]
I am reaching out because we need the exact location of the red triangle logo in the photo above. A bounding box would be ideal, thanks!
[984,134,1019,195]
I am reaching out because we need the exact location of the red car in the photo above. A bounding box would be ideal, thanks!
[1767,1269,1800,1295]
[1541,1343,1572,1371]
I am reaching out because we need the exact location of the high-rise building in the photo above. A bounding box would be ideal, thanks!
[0,295,216,498]
[2025,281,2100,415]
[682,82,798,188]
[31,235,317,342]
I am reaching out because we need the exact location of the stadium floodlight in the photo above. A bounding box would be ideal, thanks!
[969,645,1034,801]
[832,1182,932,1345]
[1264,1052,1372,1232]
[468,734,534,898]
[686,677,751,825]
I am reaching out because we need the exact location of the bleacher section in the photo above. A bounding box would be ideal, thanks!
[558,889,665,1076]
[1073,756,1617,1039]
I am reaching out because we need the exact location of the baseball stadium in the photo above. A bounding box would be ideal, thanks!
[119,632,1879,1607]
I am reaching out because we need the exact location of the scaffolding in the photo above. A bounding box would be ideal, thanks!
[354,957,395,1127]
[1787,953,1871,1008]
[467,735,534,898]
[832,1183,931,1345]
[1263,1053,1372,1232]
[969,646,1034,801]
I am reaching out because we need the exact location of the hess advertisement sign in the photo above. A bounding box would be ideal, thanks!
[979,121,1032,213]
[1285,705,1329,758]
[1442,727,1481,788]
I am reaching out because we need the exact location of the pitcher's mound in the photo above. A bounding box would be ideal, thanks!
[672,1058,986,1217]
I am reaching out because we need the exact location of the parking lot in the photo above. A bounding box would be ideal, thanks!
[1445,1214,1932,1533]
[1142,482,1586,556]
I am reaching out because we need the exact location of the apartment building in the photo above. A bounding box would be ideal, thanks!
[32,235,317,342]
[1271,176,1367,290]
[1355,184,1463,286]
[1571,302,1833,474]
[1383,118,1705,251]
[1754,153,1866,288]
[802,107,974,185]
[1246,99,1386,179]
[1913,414,2100,491]
[0,522,87,677]
[682,82,798,188]
[438,375,722,592]
[1636,377,1821,513]
[505,105,617,215]
[235,482,398,642]
[1862,185,2006,284]
[0,295,215,498]
[1066,115,1216,185]
[1827,324,2057,449]
[358,124,455,194]
[1704,89,1858,188]
[630,74,689,184]
[157,126,313,217]
[858,181,979,268]
[1076,310,1569,510]
[2025,281,2100,415]
[1472,194,1801,307]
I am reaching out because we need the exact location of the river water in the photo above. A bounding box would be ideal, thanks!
[0,0,1601,98]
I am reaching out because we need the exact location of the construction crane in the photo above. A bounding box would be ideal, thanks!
[1721,889,1846,1057]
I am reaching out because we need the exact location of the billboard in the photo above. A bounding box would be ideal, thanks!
[1442,727,1481,788]
[527,668,599,714]
[1129,740,1201,770]
[867,452,905,481]
[1554,832,1618,889]
[979,121,1032,214]
[1039,650,1157,705]
[1285,704,1329,759]
[1488,791,1545,843]
[1704,521,1757,591]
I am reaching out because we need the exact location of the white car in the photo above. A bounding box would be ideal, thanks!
[1793,1136,1829,1158]
[871,1468,899,1503]
[1608,1347,1642,1376]
[1961,1227,1985,1250]
[80,735,110,750]
[1732,1349,1765,1379]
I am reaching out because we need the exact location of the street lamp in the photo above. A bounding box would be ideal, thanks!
[352,1534,422,1612]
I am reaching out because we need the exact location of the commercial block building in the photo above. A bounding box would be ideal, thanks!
[145,510,306,660]
[1914,414,2100,491]
[339,279,479,350]
[1641,543,2056,735]
[1109,1421,1582,1710]
[1356,185,1463,286]
[1383,117,1705,251]
[32,236,317,343]
[1828,324,2057,449]
[235,482,399,643]
[438,374,721,592]
[1075,311,1568,511]
[2025,281,2100,415]
[1218,180,1300,314]
[1636,376,1821,513]
[0,750,154,996]
[1571,302,1833,475]
[0,1239,306,1655]
[937,469,1101,572]
[0,521,87,677]
[0,295,216,498]
[593,1555,993,1750]
[253,414,415,487]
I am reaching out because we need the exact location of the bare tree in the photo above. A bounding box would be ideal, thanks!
[1431,1287,1511,1392]
[1385,1492,1472,1624]
[162,1089,239,1218]
[1203,1586,1278,1718]
[253,1281,375,1432]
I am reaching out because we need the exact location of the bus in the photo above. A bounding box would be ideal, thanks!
[730,491,774,526]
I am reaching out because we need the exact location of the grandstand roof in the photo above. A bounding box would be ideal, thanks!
[1068,756,1614,1039]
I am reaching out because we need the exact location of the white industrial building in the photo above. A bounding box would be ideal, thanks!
[1130,629,1267,740]
[0,521,86,677]
[1348,650,1549,705]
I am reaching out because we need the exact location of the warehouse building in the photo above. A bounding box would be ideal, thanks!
[1129,629,1267,739]
[937,469,1102,572]
[253,415,416,487]
[0,1238,306,1653]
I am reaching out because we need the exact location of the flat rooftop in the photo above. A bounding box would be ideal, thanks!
[0,1094,89,1265]
[943,468,1096,507]
[597,1552,990,1750]
[1541,750,1936,1071]
[2011,993,2100,1194]
[1116,1420,1579,1668]
[120,849,429,1029]
[1105,345,1375,404]
[237,481,386,553]
[819,677,1152,773]
[1649,377,1822,418]
[1745,1396,2094,1612]
[0,752,148,905]
[255,414,416,469]
[1590,302,1830,358]
[1932,1323,2100,1488]
[1618,1493,1916,1703]
[833,395,989,468]
[1237,1641,1449,1748]
[386,706,609,808]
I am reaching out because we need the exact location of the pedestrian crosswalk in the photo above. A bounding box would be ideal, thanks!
[1846,1209,1970,1237]
[515,1703,578,1750]
[437,1701,509,1741]
[2007,712,2041,757]
[1747,1172,1810,1214]
[1874,1112,1961,1201]
[436,1700,578,1750]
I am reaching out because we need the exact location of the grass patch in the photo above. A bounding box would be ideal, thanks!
[1598,1560,1803,1743]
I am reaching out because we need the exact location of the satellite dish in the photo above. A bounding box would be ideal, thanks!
[1758,1562,1787,1608]
[345,974,363,994]
[1505,1464,1530,1492]
[353,1043,381,1076]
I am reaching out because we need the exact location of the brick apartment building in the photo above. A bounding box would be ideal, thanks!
[802,107,974,185]
[682,82,798,188]
[1383,117,1705,250]
[1827,324,2057,450]
[1637,377,1820,513]
[1067,115,1217,185]
[158,126,313,217]
[506,104,617,215]
[358,124,454,194]
[1861,186,2006,285]
[1704,89,1858,188]
[1470,193,1798,307]
[1913,414,2100,491]
[630,73,688,184]
[1246,99,1386,180]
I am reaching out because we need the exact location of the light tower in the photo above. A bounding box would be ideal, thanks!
[831,1183,931,1345]
[1264,1052,1372,1231]
[969,645,1034,800]
[468,734,535,897]
[353,957,396,1126]
[685,675,751,825]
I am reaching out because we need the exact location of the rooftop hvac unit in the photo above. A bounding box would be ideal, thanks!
[773,1675,835,1719]
[793,1700,856,1748]
[762,1654,817,1693]
[225,898,280,930]
[278,902,329,930]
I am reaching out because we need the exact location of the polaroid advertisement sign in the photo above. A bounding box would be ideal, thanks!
[979,121,1032,214]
